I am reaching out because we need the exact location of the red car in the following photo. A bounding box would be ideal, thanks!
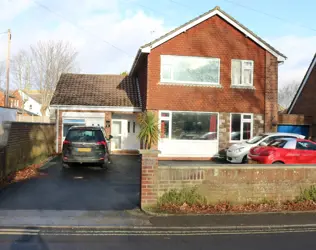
[248,138,316,164]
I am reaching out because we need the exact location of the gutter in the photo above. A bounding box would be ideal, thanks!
[129,49,142,76]
[50,105,142,112]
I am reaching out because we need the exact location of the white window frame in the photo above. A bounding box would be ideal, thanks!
[160,55,221,85]
[231,59,254,87]
[230,113,253,142]
[159,110,219,141]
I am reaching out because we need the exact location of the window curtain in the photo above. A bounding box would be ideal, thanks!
[209,115,217,132]
[232,60,241,85]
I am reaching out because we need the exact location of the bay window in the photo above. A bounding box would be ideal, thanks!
[161,55,220,85]
[231,60,254,87]
[230,114,253,141]
[160,111,218,140]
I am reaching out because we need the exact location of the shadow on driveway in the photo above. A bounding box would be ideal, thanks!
[0,155,140,211]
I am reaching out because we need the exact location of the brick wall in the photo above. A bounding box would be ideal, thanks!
[265,51,278,132]
[0,122,55,181]
[0,91,4,106]
[139,152,316,207]
[145,15,267,114]
[157,165,316,205]
[0,91,22,108]
[140,150,159,207]
[291,62,316,120]
[278,114,313,125]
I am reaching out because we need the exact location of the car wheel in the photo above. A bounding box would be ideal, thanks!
[242,155,248,164]
[273,161,284,164]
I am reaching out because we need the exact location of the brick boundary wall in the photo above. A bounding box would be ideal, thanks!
[139,150,160,208]
[139,151,316,207]
[0,122,55,181]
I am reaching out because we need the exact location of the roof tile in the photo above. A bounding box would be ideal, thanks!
[50,73,140,107]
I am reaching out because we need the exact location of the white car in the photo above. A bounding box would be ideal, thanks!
[226,132,305,163]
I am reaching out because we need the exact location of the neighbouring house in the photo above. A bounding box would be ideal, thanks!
[1,89,50,118]
[287,53,316,140]
[0,88,18,108]
[51,6,287,158]
[19,90,50,117]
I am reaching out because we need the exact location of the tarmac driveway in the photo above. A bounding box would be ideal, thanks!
[0,155,140,211]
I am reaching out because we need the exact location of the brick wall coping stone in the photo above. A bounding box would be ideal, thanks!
[158,164,316,169]
[139,149,161,155]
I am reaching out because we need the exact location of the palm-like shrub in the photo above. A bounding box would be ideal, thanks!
[137,111,159,149]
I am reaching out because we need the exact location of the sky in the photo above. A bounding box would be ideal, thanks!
[0,0,315,89]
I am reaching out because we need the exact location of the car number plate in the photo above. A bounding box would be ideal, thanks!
[78,148,91,152]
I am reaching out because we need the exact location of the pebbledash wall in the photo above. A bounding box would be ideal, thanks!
[140,151,316,208]
[219,113,264,150]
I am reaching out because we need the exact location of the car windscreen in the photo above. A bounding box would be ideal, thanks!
[267,139,287,148]
[246,135,267,144]
[66,129,104,143]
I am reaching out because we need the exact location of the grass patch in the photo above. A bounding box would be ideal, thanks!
[158,187,207,207]
[296,185,316,202]
[155,186,316,214]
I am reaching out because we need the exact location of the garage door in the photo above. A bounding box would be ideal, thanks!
[277,125,309,138]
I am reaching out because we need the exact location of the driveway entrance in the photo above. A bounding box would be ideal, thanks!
[0,155,140,211]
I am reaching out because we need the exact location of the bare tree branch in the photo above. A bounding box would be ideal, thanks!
[12,50,33,90]
[278,81,300,109]
[12,40,78,115]
[30,40,78,115]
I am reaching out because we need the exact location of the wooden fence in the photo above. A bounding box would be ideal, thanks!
[16,115,51,123]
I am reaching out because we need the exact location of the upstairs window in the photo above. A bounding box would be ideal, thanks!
[161,55,220,85]
[231,60,254,87]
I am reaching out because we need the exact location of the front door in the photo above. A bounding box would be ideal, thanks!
[111,120,123,150]
[111,115,140,151]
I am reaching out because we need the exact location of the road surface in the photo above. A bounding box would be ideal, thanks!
[0,229,316,250]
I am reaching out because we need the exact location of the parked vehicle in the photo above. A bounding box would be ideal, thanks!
[248,138,316,164]
[226,132,305,163]
[62,126,112,168]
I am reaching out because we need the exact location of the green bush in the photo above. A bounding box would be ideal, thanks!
[296,185,316,202]
[137,111,159,149]
[158,187,207,206]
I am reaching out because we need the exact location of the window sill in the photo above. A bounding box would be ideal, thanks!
[159,82,222,88]
[231,85,256,90]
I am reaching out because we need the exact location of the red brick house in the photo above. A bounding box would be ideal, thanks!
[51,6,286,158]
[0,89,22,109]
[287,54,316,139]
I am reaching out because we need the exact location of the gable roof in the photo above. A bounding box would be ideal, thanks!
[50,73,141,108]
[288,53,316,114]
[24,90,43,104]
[130,6,286,75]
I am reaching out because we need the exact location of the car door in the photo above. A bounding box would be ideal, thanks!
[295,141,315,164]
